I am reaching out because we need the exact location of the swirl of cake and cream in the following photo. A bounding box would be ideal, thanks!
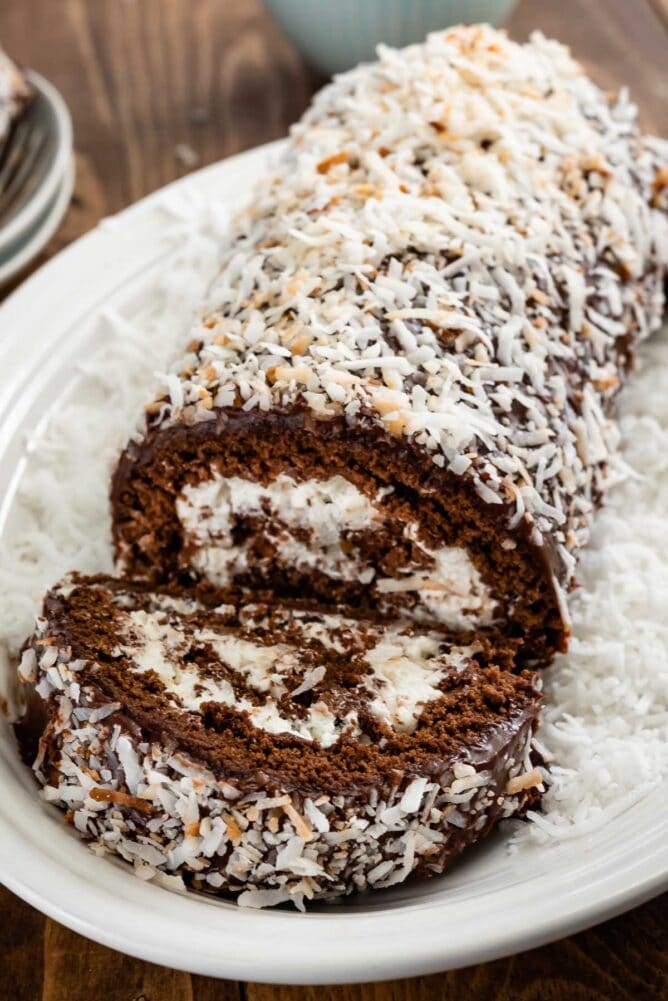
[17,575,542,908]
[175,472,498,631]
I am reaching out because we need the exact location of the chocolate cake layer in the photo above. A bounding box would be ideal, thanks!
[113,410,564,661]
[18,575,542,907]
[112,26,668,660]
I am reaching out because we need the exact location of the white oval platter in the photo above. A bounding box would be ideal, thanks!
[0,141,666,985]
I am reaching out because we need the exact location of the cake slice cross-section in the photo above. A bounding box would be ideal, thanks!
[17,575,542,907]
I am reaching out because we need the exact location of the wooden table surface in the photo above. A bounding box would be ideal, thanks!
[0,1,667,998]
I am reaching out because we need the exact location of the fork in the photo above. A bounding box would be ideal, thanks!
[0,98,51,226]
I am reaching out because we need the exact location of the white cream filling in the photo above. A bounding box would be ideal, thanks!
[113,608,474,746]
[115,609,353,748]
[176,473,381,586]
[363,628,472,733]
[376,544,497,630]
[176,473,497,628]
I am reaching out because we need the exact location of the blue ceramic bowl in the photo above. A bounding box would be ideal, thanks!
[264,0,516,76]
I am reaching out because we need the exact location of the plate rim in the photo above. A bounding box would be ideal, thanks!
[1,791,666,984]
[0,141,666,984]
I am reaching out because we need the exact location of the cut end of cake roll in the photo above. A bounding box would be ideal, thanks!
[112,408,567,662]
[17,574,542,907]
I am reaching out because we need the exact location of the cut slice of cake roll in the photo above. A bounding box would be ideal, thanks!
[16,574,542,908]
[111,26,668,663]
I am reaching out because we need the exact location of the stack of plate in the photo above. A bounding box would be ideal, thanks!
[0,71,73,286]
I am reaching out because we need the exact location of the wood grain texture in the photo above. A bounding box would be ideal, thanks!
[649,0,668,32]
[41,918,196,1001]
[0,1,667,999]
[0,0,318,290]
[509,0,668,134]
[0,884,46,1001]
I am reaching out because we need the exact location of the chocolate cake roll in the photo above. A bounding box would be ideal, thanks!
[17,575,542,907]
[111,26,668,662]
